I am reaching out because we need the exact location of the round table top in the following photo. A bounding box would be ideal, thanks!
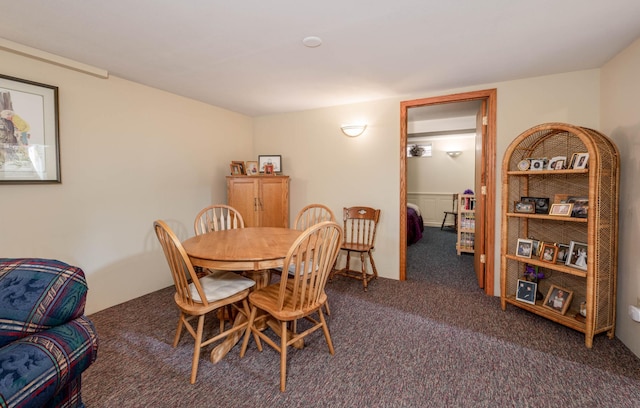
[182,227,302,270]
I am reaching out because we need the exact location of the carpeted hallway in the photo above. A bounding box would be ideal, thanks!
[82,227,640,407]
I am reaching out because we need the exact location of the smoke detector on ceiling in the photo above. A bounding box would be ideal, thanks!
[302,36,322,48]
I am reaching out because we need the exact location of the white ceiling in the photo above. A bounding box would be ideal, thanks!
[1,1,639,117]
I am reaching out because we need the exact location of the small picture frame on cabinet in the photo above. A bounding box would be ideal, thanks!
[245,161,259,175]
[543,285,573,315]
[231,161,245,175]
[229,163,243,175]
[258,155,282,174]
[516,238,533,258]
[516,279,537,305]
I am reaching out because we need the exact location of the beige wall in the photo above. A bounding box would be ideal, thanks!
[0,50,253,314]
[407,136,475,194]
[254,69,601,294]
[601,37,640,356]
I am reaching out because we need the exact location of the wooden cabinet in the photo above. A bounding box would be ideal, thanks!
[227,175,289,227]
[457,194,475,255]
[500,123,619,348]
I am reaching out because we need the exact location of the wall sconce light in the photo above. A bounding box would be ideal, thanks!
[446,151,462,158]
[341,124,367,137]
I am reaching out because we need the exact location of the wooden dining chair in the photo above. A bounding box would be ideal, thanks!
[194,204,245,235]
[440,193,459,230]
[330,206,381,291]
[273,204,336,275]
[194,204,247,327]
[276,203,336,323]
[153,220,255,384]
[240,221,343,392]
[293,204,336,230]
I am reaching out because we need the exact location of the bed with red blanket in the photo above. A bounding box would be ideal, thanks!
[407,203,424,245]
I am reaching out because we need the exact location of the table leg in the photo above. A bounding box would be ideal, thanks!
[210,311,247,363]
[210,269,303,363]
[211,269,273,363]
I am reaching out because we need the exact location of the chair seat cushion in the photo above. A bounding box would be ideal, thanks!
[190,270,255,303]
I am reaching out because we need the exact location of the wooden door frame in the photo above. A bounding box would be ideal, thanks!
[399,89,497,295]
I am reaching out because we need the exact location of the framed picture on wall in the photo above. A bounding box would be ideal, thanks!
[0,74,60,183]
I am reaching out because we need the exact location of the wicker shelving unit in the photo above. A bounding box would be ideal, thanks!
[457,194,475,255]
[500,123,619,348]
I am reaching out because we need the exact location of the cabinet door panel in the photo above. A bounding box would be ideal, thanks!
[260,178,289,227]
[228,178,259,227]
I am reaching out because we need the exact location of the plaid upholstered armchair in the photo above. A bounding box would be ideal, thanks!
[0,258,98,408]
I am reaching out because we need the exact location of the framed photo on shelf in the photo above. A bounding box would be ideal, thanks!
[521,197,550,214]
[568,153,579,168]
[0,74,60,184]
[567,196,588,218]
[516,238,533,258]
[245,161,259,175]
[231,161,245,175]
[543,285,573,315]
[258,155,282,173]
[514,201,535,214]
[516,279,537,305]
[556,243,570,264]
[529,159,546,171]
[572,152,589,169]
[548,156,567,170]
[566,241,588,271]
[540,242,558,263]
[530,239,541,258]
[549,203,573,216]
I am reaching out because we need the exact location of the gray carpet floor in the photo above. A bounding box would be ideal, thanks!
[82,227,640,407]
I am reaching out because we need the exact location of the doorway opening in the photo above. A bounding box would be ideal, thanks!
[399,89,497,295]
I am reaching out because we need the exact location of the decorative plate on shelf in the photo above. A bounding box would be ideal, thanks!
[517,159,530,171]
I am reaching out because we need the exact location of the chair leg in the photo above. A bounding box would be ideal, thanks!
[190,315,205,384]
[318,309,335,355]
[368,251,378,280]
[173,313,185,347]
[280,320,288,392]
[324,301,331,316]
[360,252,368,291]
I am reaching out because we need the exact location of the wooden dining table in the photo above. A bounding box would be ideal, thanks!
[182,227,302,363]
